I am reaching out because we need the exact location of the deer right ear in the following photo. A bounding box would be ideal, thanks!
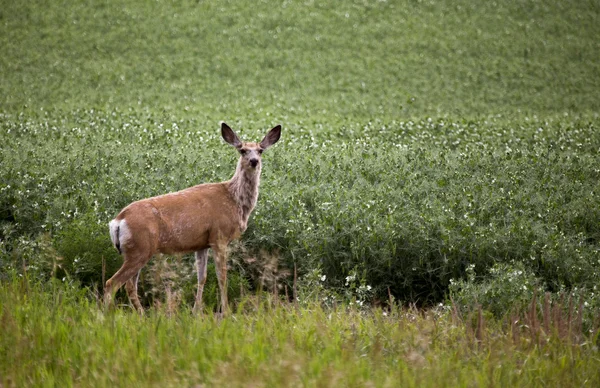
[221,122,242,148]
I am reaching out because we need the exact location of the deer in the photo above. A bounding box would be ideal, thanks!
[104,122,281,314]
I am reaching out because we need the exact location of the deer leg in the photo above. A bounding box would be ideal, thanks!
[104,251,152,311]
[125,270,143,313]
[211,244,229,315]
[193,248,209,314]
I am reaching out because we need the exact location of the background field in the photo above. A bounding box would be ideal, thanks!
[2,0,599,119]
[1,0,600,386]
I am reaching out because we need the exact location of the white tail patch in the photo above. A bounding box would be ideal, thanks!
[109,219,130,254]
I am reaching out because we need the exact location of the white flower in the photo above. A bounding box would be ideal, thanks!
[345,274,355,285]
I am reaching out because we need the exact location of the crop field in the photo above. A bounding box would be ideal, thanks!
[1,0,600,386]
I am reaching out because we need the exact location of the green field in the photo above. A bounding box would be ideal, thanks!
[1,0,600,386]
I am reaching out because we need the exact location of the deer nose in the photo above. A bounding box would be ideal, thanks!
[249,158,259,168]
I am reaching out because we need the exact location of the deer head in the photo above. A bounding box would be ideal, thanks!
[221,122,281,172]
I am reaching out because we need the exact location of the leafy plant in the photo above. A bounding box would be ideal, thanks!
[449,262,545,318]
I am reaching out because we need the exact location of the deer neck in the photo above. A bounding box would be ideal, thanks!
[228,159,261,230]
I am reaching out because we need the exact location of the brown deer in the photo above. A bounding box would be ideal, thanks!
[105,122,281,314]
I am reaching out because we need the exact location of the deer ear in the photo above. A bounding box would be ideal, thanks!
[260,125,281,149]
[221,122,242,148]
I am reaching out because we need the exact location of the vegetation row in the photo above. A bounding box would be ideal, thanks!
[1,112,598,317]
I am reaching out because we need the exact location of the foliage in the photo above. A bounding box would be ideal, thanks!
[3,113,598,307]
[449,262,545,318]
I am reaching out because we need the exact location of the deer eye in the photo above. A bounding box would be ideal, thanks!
[258,149,263,154]
[240,149,247,155]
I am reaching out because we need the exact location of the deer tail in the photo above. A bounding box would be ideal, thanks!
[109,219,122,254]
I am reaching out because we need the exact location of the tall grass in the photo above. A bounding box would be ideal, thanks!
[1,277,599,387]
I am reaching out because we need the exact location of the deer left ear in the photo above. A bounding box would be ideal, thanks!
[260,125,281,149]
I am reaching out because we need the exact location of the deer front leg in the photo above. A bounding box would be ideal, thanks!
[212,244,229,316]
[193,249,209,314]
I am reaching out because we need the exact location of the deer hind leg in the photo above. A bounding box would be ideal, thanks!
[211,243,229,315]
[104,250,153,312]
[125,270,143,312]
[193,248,209,314]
